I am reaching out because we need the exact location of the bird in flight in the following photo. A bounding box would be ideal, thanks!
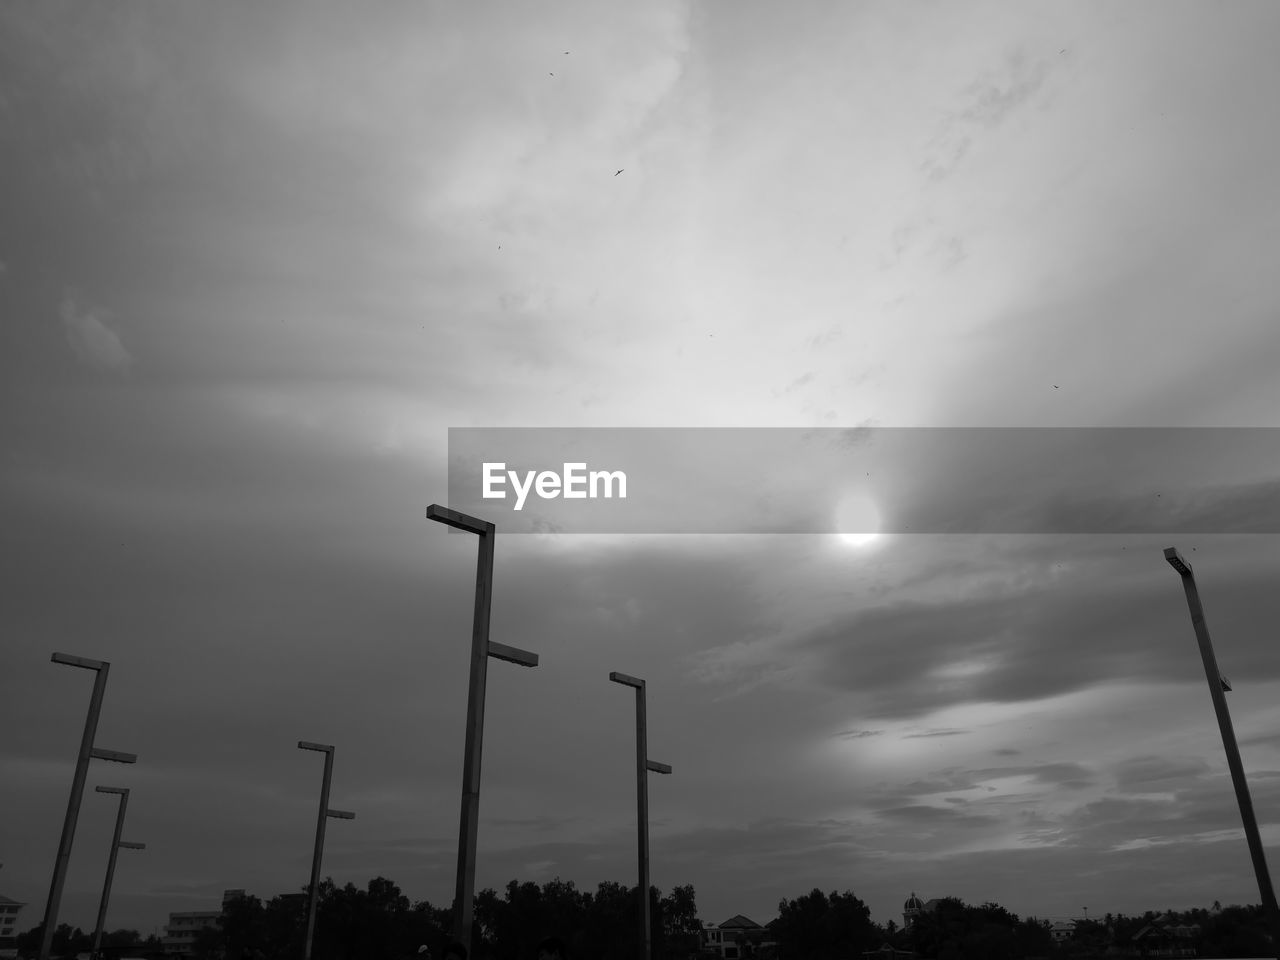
[615,169,624,176]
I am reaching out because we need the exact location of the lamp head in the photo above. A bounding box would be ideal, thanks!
[1164,547,1193,577]
[51,652,107,670]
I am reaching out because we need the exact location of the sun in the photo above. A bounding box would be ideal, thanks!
[839,530,880,547]
[834,492,882,547]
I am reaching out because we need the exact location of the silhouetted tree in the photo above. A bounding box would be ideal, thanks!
[217,891,266,960]
[311,876,416,960]
[1198,902,1274,958]
[587,880,640,960]
[772,889,875,960]
[105,874,698,960]
[658,884,701,960]
[905,897,967,959]
[1013,916,1055,959]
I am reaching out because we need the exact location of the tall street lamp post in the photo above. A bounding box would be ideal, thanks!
[1165,546,1280,959]
[426,505,539,951]
[609,672,672,960]
[40,653,138,960]
[90,787,144,960]
[298,741,355,960]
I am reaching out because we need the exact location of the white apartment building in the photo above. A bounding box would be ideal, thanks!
[162,912,221,956]
[0,896,26,960]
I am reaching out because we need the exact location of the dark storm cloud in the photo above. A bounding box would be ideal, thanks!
[1056,766,1280,852]
[894,773,984,795]
[872,805,998,828]
[790,548,1280,720]
[1113,756,1214,790]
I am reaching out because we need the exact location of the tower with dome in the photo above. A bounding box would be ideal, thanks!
[903,892,925,929]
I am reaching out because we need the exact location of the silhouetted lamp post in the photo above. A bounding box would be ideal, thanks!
[426,505,539,951]
[298,741,355,960]
[91,787,144,960]
[1165,547,1280,959]
[609,671,672,960]
[39,653,138,960]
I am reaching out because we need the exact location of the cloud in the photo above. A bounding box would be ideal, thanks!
[787,541,1280,721]
[1113,756,1213,790]
[873,804,997,827]
[918,47,1053,184]
[60,292,132,371]
[684,632,803,699]
[903,729,969,739]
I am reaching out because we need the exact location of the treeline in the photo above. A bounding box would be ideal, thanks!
[1043,904,1275,960]
[875,897,1275,959]
[763,890,1058,960]
[188,876,701,960]
[17,882,1276,960]
[13,924,160,960]
[881,896,1061,960]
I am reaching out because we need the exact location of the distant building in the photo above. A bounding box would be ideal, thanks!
[1049,919,1075,942]
[902,893,925,930]
[163,890,250,956]
[0,896,26,960]
[902,893,946,930]
[1130,923,1199,958]
[701,916,774,960]
[163,911,221,956]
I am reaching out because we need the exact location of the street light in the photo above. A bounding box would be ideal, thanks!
[609,672,672,960]
[40,654,138,960]
[91,787,144,960]
[1164,547,1280,958]
[426,505,540,952]
[298,742,355,960]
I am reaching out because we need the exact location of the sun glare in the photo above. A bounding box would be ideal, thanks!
[835,492,882,547]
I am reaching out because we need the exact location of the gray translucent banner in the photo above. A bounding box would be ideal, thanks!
[445,428,1280,534]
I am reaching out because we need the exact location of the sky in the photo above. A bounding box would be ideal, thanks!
[3,0,1280,940]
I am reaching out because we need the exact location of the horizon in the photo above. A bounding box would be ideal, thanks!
[5,877,1269,939]
[3,0,1280,948]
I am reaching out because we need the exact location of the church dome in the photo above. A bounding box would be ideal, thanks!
[905,893,924,910]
